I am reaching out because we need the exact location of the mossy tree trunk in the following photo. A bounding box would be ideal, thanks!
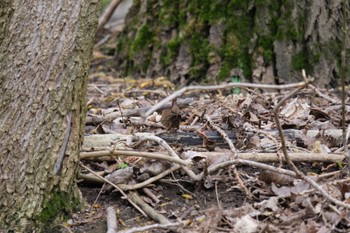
[115,0,349,87]
[0,0,100,232]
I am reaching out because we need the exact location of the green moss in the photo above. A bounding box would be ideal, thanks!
[198,0,211,23]
[189,32,211,74]
[207,1,227,22]
[274,1,306,42]
[37,191,81,225]
[217,63,231,80]
[311,52,321,63]
[163,37,181,65]
[159,0,179,27]
[257,36,273,63]
[227,0,248,10]
[292,50,310,71]
[131,25,154,54]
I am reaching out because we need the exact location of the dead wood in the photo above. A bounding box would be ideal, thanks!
[83,129,343,149]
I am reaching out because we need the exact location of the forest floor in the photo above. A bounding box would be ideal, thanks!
[65,35,350,233]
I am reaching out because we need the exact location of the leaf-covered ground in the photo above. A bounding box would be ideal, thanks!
[67,29,350,233]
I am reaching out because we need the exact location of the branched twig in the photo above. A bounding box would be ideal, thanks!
[118,165,180,190]
[232,167,253,199]
[133,135,202,181]
[205,115,252,198]
[79,163,147,216]
[273,73,350,209]
[309,84,340,104]
[144,81,306,118]
[205,115,237,157]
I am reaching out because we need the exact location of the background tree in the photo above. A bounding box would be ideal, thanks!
[0,0,100,231]
[114,0,350,87]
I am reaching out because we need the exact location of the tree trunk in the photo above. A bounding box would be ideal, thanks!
[0,0,100,232]
[114,0,350,87]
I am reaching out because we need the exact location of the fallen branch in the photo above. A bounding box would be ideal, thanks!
[83,129,345,149]
[80,149,191,166]
[181,151,344,163]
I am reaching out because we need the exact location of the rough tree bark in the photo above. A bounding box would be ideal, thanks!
[0,0,100,231]
[114,0,349,87]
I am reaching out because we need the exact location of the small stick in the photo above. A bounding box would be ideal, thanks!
[309,84,340,104]
[79,163,147,217]
[273,72,350,209]
[214,182,222,209]
[119,165,181,191]
[143,187,160,204]
[117,221,188,233]
[129,191,171,224]
[97,0,122,32]
[106,206,118,233]
[206,115,252,198]
[133,135,202,181]
[233,167,253,199]
[205,115,237,157]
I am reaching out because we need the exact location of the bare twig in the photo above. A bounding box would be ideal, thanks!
[309,84,340,104]
[119,165,180,190]
[182,151,344,164]
[142,187,160,204]
[205,115,237,157]
[80,149,191,166]
[86,98,193,125]
[144,81,306,118]
[91,184,106,211]
[214,182,222,209]
[205,115,252,198]
[129,191,171,224]
[97,0,122,32]
[273,83,307,176]
[273,74,350,209]
[133,135,202,181]
[118,221,189,233]
[233,167,253,199]
[208,159,297,178]
[79,163,147,216]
